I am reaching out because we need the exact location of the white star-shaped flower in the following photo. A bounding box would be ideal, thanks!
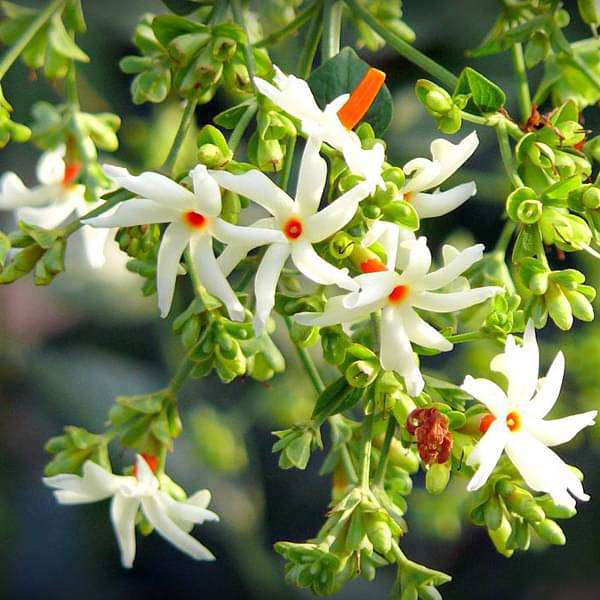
[211,138,371,334]
[295,234,501,396]
[0,147,111,268]
[254,66,385,192]
[43,455,219,568]
[84,164,284,320]
[462,320,597,509]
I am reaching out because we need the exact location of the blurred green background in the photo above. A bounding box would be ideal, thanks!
[0,1,599,598]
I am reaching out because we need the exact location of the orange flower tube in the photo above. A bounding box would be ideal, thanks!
[337,67,386,130]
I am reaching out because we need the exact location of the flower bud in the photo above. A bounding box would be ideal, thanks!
[564,289,594,321]
[436,106,462,135]
[382,166,405,189]
[382,200,419,230]
[329,231,355,260]
[365,514,393,554]
[577,0,600,25]
[535,495,577,519]
[583,186,600,209]
[211,36,237,62]
[425,462,450,495]
[505,487,545,523]
[415,79,453,115]
[546,283,573,330]
[516,199,543,224]
[506,186,538,222]
[321,329,349,365]
[483,495,503,530]
[532,518,566,545]
[346,359,379,388]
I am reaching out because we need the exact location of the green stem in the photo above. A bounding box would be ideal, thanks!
[370,311,381,352]
[228,101,257,153]
[373,416,395,486]
[283,316,326,392]
[280,135,297,188]
[65,59,79,107]
[359,413,374,491]
[344,0,457,89]
[162,99,198,176]
[169,355,196,394]
[209,1,229,23]
[391,540,409,567]
[446,331,483,344]
[297,6,323,79]
[230,0,257,91]
[460,111,524,140]
[321,0,343,61]
[494,220,517,255]
[510,42,531,123]
[256,0,319,48]
[495,121,523,188]
[0,0,66,80]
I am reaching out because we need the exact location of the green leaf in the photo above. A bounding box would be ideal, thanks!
[308,47,393,136]
[454,67,505,114]
[47,15,89,62]
[152,14,207,47]
[214,100,255,129]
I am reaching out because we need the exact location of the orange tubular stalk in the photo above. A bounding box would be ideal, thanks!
[337,67,386,130]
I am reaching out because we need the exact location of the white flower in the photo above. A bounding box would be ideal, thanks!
[296,235,501,396]
[43,455,219,568]
[0,147,111,269]
[462,321,597,509]
[211,138,371,335]
[84,164,284,320]
[254,66,385,193]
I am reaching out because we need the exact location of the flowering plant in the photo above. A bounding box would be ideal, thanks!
[0,0,599,597]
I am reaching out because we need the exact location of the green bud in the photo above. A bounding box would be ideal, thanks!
[532,519,566,545]
[211,36,237,62]
[517,199,543,224]
[382,166,405,189]
[488,515,514,558]
[484,495,504,530]
[382,200,420,230]
[583,186,600,209]
[425,462,450,495]
[535,495,577,519]
[338,172,364,193]
[198,143,229,168]
[0,243,44,284]
[564,289,594,321]
[329,231,355,260]
[525,31,550,68]
[436,105,462,135]
[546,283,574,330]
[321,329,349,365]
[346,359,379,388]
[505,488,545,523]
[577,0,600,25]
[506,186,538,222]
[366,514,393,554]
[415,79,453,115]
[372,181,399,207]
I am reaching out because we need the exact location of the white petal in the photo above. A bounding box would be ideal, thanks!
[160,491,219,526]
[156,222,191,318]
[253,243,290,334]
[400,305,452,351]
[342,138,385,192]
[217,244,252,278]
[304,182,369,242]
[110,493,140,568]
[342,271,397,309]
[525,411,597,447]
[506,432,589,507]
[190,164,221,217]
[411,287,501,313]
[422,243,484,291]
[79,225,111,269]
[142,495,215,561]
[527,351,565,419]
[103,165,197,210]
[210,217,285,247]
[84,198,181,228]
[291,240,357,290]
[466,420,509,491]
[209,169,294,220]
[294,294,377,328]
[189,234,245,321]
[362,221,401,269]
[380,306,424,396]
[427,131,479,189]
[461,375,508,418]
[410,181,476,219]
[37,147,66,185]
[295,137,327,217]
[17,199,76,229]
[0,172,29,209]
[402,157,441,194]
[397,236,431,284]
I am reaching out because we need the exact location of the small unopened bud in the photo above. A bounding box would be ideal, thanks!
[532,518,566,545]
[583,186,600,209]
[329,231,355,260]
[516,199,543,224]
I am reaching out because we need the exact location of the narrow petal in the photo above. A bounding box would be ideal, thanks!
[156,222,190,318]
[17,200,76,229]
[190,164,222,216]
[362,220,401,269]
[217,244,252,278]
[422,243,484,291]
[36,148,66,185]
[401,305,452,351]
[254,243,290,334]
[526,411,597,447]
[461,375,508,418]
[294,294,377,328]
[342,271,397,309]
[342,138,385,192]
[161,492,219,526]
[380,306,424,396]
[189,234,245,322]
[110,494,140,568]
[209,169,294,220]
[0,172,30,209]
[80,225,111,269]
[210,218,285,246]
[291,240,357,290]
[397,236,431,284]
[527,351,565,418]
[466,420,509,491]
[411,287,501,313]
[506,431,589,507]
[402,158,441,194]
[295,137,327,217]
[304,183,369,242]
[103,165,196,210]
[142,495,215,561]
[427,131,479,189]
[411,181,476,219]
[84,198,180,228]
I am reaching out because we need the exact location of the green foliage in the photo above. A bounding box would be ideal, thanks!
[44,426,110,476]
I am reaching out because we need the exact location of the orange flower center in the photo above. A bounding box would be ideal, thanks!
[505,411,521,432]
[388,285,409,303]
[360,258,387,273]
[132,453,158,478]
[183,211,207,229]
[62,162,81,187]
[283,218,303,240]
[337,67,386,130]
[403,192,416,202]
[479,414,496,434]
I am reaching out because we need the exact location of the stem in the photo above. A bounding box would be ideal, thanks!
[495,121,523,188]
[344,0,458,89]
[370,311,381,352]
[283,316,325,392]
[280,135,297,189]
[256,0,319,48]
[169,355,196,394]
[494,220,517,255]
[65,59,79,107]
[446,331,483,344]
[0,0,66,80]
[162,99,198,176]
[461,111,524,140]
[373,416,395,486]
[230,0,257,91]
[297,6,323,79]
[358,413,374,491]
[228,101,257,153]
[321,0,343,61]
[510,42,531,123]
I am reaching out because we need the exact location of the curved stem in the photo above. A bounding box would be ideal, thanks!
[228,101,257,153]
[373,416,395,486]
[230,0,257,91]
[256,0,319,48]
[494,220,517,255]
[297,7,323,79]
[0,0,66,80]
[495,121,523,188]
[162,99,198,176]
[322,0,343,61]
[358,413,374,491]
[344,0,457,89]
[510,42,531,123]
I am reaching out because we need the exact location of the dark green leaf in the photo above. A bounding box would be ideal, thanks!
[454,67,505,114]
